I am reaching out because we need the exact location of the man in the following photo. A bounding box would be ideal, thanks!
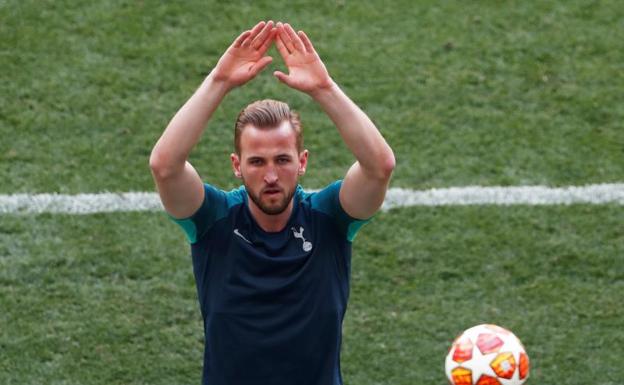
[150,21,395,385]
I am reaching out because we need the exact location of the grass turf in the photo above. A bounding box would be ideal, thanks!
[1,0,624,384]
[1,206,622,384]
[1,0,623,193]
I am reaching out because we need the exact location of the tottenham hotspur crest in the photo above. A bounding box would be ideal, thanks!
[291,226,313,252]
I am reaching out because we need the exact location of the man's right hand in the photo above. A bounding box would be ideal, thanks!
[151,22,275,219]
[211,21,276,89]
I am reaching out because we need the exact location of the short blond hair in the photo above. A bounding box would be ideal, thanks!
[234,99,303,154]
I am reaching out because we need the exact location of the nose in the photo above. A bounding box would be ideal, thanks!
[264,167,278,184]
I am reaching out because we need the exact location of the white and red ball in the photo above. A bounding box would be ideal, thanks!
[445,324,530,385]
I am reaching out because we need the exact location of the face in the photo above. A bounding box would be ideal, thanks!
[231,120,308,216]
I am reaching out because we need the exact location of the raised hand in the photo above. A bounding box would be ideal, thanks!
[211,21,276,89]
[273,22,333,95]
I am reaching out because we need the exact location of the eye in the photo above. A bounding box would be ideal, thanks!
[248,158,263,166]
[277,157,291,164]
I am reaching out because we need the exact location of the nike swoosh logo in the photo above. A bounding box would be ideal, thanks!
[233,229,252,244]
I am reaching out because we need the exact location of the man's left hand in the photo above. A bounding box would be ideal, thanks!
[273,22,334,95]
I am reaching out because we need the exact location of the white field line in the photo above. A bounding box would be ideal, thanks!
[0,184,623,215]
[381,183,624,209]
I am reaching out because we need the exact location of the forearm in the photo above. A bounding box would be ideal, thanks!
[311,82,395,179]
[150,74,230,177]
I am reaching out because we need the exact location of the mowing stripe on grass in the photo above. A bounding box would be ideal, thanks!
[1,184,623,214]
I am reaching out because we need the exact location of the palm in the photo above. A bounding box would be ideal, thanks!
[218,49,266,86]
[274,23,332,94]
[212,21,275,88]
[282,55,330,92]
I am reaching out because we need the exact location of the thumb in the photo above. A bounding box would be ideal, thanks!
[250,56,273,76]
[273,70,293,87]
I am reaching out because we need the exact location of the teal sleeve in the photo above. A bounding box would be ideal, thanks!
[169,184,244,243]
[310,180,371,242]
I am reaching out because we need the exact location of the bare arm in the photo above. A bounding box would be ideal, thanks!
[150,21,276,218]
[274,23,395,219]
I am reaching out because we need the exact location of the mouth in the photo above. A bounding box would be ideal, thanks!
[262,187,283,196]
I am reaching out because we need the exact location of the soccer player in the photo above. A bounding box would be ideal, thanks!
[150,21,395,385]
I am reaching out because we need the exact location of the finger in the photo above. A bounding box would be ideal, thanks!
[275,32,291,57]
[250,56,273,76]
[257,27,277,54]
[284,23,305,52]
[273,70,294,87]
[243,21,266,47]
[277,23,295,53]
[251,20,274,50]
[298,30,316,54]
[233,30,252,48]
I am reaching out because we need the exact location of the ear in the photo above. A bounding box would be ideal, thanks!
[231,153,242,179]
[298,149,309,176]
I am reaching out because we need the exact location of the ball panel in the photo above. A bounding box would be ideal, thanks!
[452,337,474,363]
[490,352,516,379]
[475,375,502,385]
[519,352,530,380]
[476,333,503,354]
[450,367,473,385]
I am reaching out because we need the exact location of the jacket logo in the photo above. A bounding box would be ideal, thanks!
[233,229,252,244]
[291,226,312,252]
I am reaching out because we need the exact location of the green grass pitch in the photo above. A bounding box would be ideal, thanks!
[1,1,623,384]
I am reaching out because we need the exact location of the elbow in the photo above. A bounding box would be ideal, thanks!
[365,149,395,181]
[149,149,180,180]
[149,150,168,179]
[378,148,396,180]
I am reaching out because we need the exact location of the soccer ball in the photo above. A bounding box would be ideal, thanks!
[445,324,530,385]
